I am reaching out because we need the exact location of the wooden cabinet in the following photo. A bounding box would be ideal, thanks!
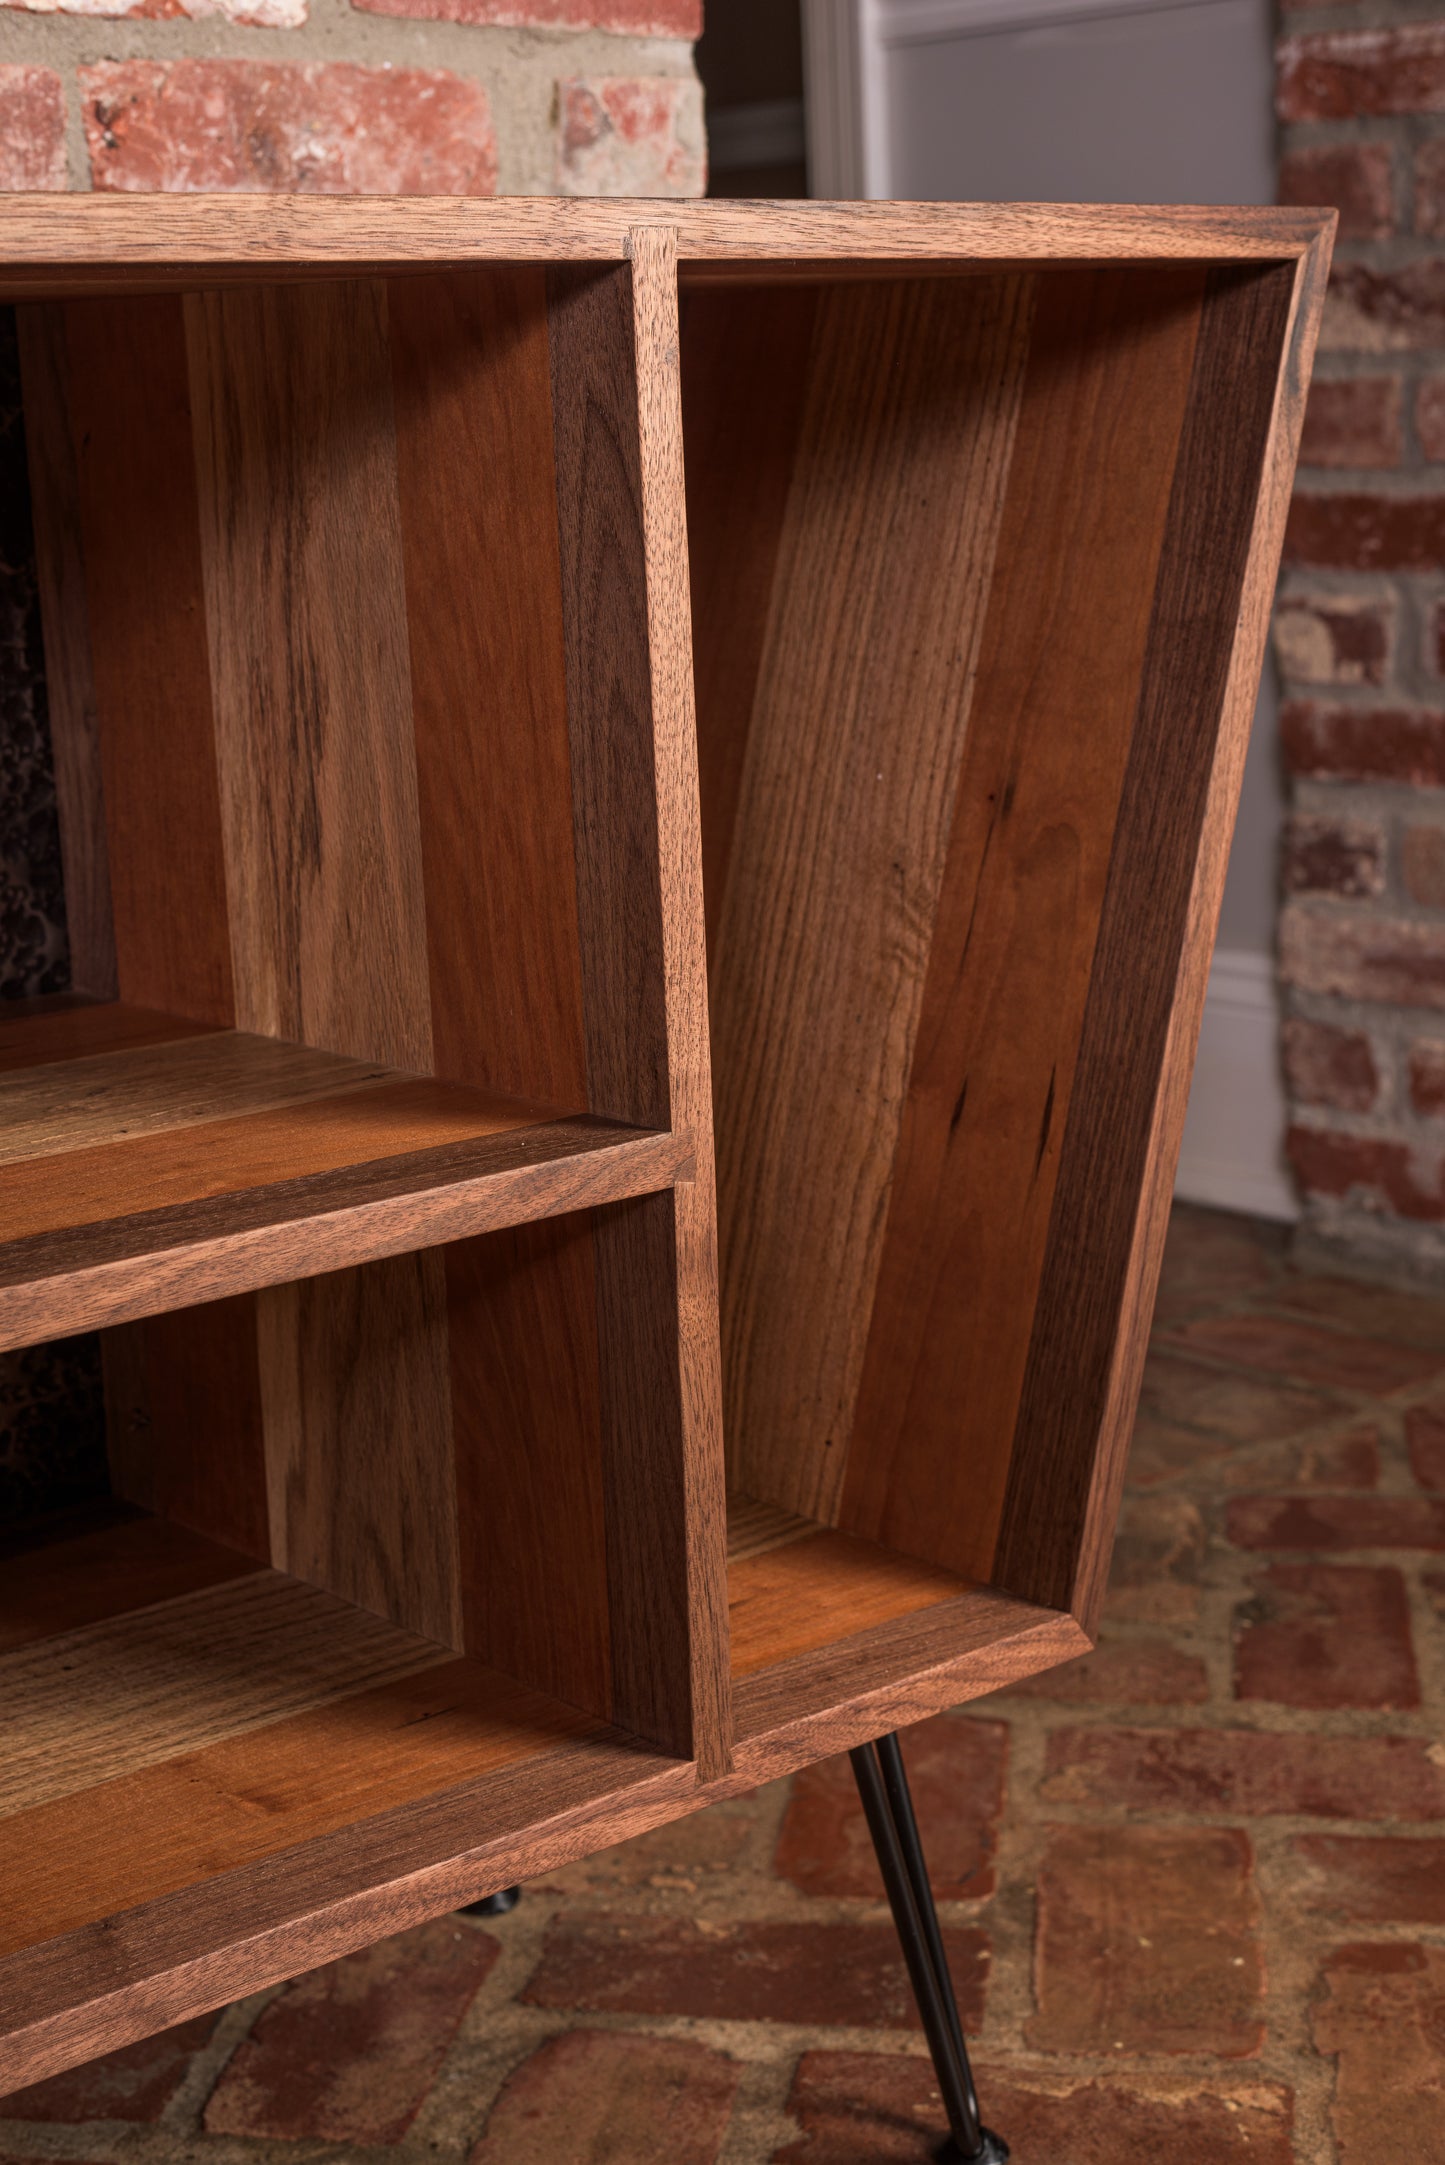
[0,195,1332,2087]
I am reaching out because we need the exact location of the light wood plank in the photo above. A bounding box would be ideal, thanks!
[185,279,432,1071]
[728,1525,968,1679]
[0,1570,446,1818]
[257,1252,462,1649]
[711,273,1035,1524]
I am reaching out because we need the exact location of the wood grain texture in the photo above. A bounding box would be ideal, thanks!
[446,1212,611,1716]
[679,284,817,953]
[0,1117,688,1350]
[728,1525,967,1679]
[63,295,234,1026]
[15,306,116,1001]
[0,1029,391,1161]
[185,279,431,1070]
[709,273,1034,1523]
[104,1298,270,1562]
[628,225,731,1783]
[0,1512,257,1653]
[0,1000,214,1074]
[994,264,1300,1624]
[389,267,587,1106]
[257,1252,462,1648]
[0,1570,445,1819]
[840,268,1205,1581]
[0,197,1334,292]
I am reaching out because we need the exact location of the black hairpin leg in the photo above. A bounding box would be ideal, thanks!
[461,1885,522,1917]
[849,1734,1009,2164]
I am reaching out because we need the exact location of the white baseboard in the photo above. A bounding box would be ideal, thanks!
[1174,947,1299,1223]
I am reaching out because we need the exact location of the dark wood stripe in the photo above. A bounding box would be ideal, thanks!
[840,266,1205,1580]
[993,263,1298,1616]
[63,295,234,1027]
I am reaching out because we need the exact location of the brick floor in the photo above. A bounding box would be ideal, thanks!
[1,1204,1442,2163]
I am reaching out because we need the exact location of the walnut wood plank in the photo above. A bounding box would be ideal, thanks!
[0,1030,393,1162]
[0,197,1334,291]
[104,1298,271,1563]
[728,1525,967,1679]
[0,1116,688,1349]
[0,1000,214,1074]
[710,273,1035,1524]
[995,263,1302,1624]
[62,295,234,1026]
[388,267,587,1106]
[0,1570,444,1819]
[840,267,1205,1581]
[14,306,116,1001]
[679,284,818,954]
[257,1253,463,1648]
[0,1513,257,1654]
[726,1491,816,1565]
[446,1212,612,1715]
[185,279,431,1070]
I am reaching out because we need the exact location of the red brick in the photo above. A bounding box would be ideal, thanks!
[1281,1016,1380,1113]
[1281,812,1385,894]
[1285,490,1445,569]
[9,0,303,20]
[1030,1826,1263,2059]
[1128,1420,1379,1493]
[81,60,497,194]
[1279,26,1445,123]
[1406,1399,1445,1488]
[0,68,66,191]
[1280,905,1445,1015]
[1139,1349,1336,1442]
[775,1717,1006,1901]
[1104,1492,1206,1626]
[1420,378,1445,462]
[0,2014,217,2123]
[1404,823,1445,908]
[1234,1562,1418,1710]
[1322,259,1445,353]
[776,2053,1295,2165]
[1042,1727,1445,1820]
[1280,142,1393,240]
[555,77,704,197]
[1227,1492,1445,1551]
[204,1918,498,2144]
[522,1916,988,2031]
[1268,1270,1445,1350]
[1414,138,1445,241]
[1410,1041,1445,1119]
[1282,699,1445,784]
[1159,1311,1442,1395]
[1300,377,1403,468]
[470,2030,736,2165]
[1288,1126,1445,1222]
[357,0,697,25]
[1001,1633,1209,1705]
[1152,1205,1283,1322]
[1296,1835,1445,1924]
[1313,1943,1445,2164]
[1275,597,1392,691]
[539,1798,756,1894]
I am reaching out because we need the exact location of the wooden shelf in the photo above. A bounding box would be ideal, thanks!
[0,194,1332,2094]
[0,997,686,1347]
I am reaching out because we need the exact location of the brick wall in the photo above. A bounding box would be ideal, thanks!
[1277,7,1445,1280]
[0,2,703,198]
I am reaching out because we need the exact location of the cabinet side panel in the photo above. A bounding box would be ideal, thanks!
[995,262,1301,1621]
[257,1253,462,1649]
[679,285,818,956]
[445,1215,611,1715]
[15,305,116,1002]
[388,268,588,1107]
[186,280,432,1072]
[61,297,233,1026]
[840,267,1205,1580]
[710,274,1034,1525]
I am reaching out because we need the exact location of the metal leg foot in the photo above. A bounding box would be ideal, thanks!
[849,1735,1008,2165]
[461,1885,522,1917]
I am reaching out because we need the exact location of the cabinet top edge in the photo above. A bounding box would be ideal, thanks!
[0,196,1334,278]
